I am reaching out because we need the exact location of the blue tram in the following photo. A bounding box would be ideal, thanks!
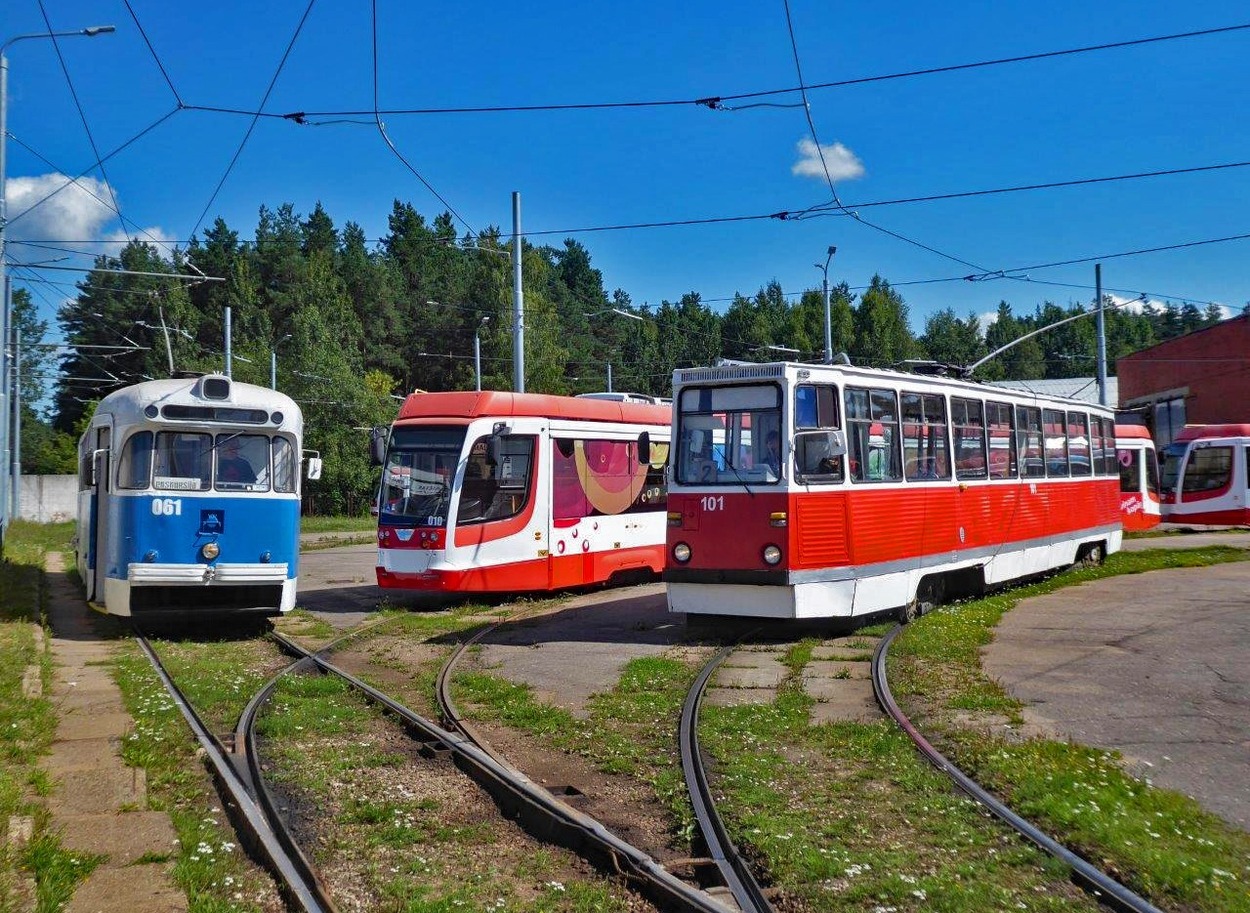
[75,374,321,617]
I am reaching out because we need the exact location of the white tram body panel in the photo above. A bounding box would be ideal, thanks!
[1158,424,1250,527]
[664,362,1121,620]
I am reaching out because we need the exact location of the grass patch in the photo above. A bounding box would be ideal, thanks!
[890,546,1250,912]
[113,643,281,911]
[299,515,375,534]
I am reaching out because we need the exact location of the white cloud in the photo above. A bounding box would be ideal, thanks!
[791,138,865,182]
[5,173,118,242]
[103,226,179,257]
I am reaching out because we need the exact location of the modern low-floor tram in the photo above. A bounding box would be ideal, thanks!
[1159,424,1250,526]
[374,391,671,593]
[664,362,1121,620]
[75,374,319,617]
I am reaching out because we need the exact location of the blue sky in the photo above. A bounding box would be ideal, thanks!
[4,1,1248,343]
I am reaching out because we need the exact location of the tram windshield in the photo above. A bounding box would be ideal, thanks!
[1117,447,1142,494]
[119,431,296,493]
[1158,443,1187,496]
[380,426,466,525]
[675,385,781,485]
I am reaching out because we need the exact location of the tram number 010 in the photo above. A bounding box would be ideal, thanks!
[151,498,183,517]
[699,495,725,512]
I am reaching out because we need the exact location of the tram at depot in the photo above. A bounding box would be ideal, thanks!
[1158,424,1250,526]
[1115,423,1161,531]
[373,390,671,592]
[75,375,319,618]
[664,362,1122,621]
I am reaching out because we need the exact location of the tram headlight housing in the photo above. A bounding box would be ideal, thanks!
[201,541,220,561]
[672,542,692,563]
[762,544,783,566]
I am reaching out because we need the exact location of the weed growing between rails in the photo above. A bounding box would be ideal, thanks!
[113,645,283,912]
[890,546,1250,913]
[1,521,102,911]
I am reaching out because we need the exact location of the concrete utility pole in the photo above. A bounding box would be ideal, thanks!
[474,317,489,392]
[11,327,19,517]
[512,192,524,393]
[0,24,115,548]
[224,305,232,377]
[816,246,837,363]
[1095,263,1108,406]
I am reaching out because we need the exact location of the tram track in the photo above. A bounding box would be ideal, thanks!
[870,623,1168,913]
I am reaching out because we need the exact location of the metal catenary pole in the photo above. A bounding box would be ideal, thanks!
[512,192,524,393]
[1095,263,1108,406]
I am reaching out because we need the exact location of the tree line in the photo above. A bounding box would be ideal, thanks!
[13,199,1225,514]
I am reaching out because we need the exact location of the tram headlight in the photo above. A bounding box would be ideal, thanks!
[201,541,220,561]
[142,550,158,563]
[672,542,692,563]
[762,544,783,566]
[259,551,272,563]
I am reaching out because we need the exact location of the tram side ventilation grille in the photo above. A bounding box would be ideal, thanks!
[675,364,785,383]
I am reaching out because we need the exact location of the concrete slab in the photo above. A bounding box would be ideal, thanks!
[56,812,179,864]
[802,660,869,681]
[54,713,134,743]
[985,561,1250,830]
[808,687,883,725]
[705,687,775,707]
[51,766,146,815]
[66,865,187,913]
[714,664,786,689]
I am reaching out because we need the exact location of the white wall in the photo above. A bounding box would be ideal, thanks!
[18,475,77,523]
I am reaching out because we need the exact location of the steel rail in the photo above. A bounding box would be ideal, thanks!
[134,635,337,913]
[272,631,736,913]
[679,646,776,913]
[871,624,1168,913]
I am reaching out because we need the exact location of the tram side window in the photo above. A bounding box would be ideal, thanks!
[457,434,536,524]
[273,437,297,493]
[986,401,1017,479]
[902,393,950,481]
[951,397,987,480]
[1118,448,1139,493]
[1067,412,1091,476]
[118,431,153,490]
[154,432,212,491]
[1016,406,1045,479]
[1182,446,1233,494]
[794,384,843,482]
[1042,409,1068,476]
[552,438,667,519]
[1103,419,1120,476]
[845,387,902,483]
[1091,418,1107,475]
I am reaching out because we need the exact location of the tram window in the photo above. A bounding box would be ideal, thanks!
[675,384,781,484]
[902,393,950,481]
[1104,419,1120,476]
[1146,447,1160,494]
[215,434,271,492]
[458,434,535,524]
[1016,406,1045,478]
[1091,418,1106,475]
[1158,443,1186,496]
[1042,409,1068,476]
[1182,446,1233,494]
[273,437,297,493]
[985,401,1017,479]
[1117,448,1140,493]
[795,384,843,482]
[1067,412,1091,476]
[154,432,212,491]
[952,397,987,480]
[845,387,902,483]
[118,431,153,490]
[552,438,667,519]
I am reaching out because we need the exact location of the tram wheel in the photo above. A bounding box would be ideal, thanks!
[899,576,944,624]
[1078,542,1106,568]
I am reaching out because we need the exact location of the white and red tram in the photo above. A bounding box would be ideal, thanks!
[1115,424,1161,531]
[664,362,1121,620]
[1159,424,1250,527]
[374,391,670,592]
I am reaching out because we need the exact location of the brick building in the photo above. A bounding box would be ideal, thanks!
[1116,313,1250,445]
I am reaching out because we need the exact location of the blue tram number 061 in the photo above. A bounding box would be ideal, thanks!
[151,498,183,517]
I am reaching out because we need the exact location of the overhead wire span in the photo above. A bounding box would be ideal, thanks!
[188,0,318,241]
[173,22,1250,120]
[369,0,474,236]
[123,0,184,107]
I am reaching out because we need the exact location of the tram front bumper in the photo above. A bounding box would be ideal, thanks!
[128,563,290,585]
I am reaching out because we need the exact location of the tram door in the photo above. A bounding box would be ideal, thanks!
[90,425,112,604]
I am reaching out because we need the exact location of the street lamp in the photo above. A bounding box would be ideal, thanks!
[814,245,837,364]
[474,317,489,392]
[1,23,115,547]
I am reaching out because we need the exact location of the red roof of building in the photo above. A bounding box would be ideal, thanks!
[395,390,671,426]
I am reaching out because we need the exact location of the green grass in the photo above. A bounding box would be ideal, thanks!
[113,644,280,911]
[299,514,376,533]
[0,520,102,913]
[890,546,1250,912]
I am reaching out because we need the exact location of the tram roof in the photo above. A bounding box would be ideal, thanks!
[94,376,300,426]
[1174,423,1250,442]
[1114,424,1153,441]
[395,390,671,426]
